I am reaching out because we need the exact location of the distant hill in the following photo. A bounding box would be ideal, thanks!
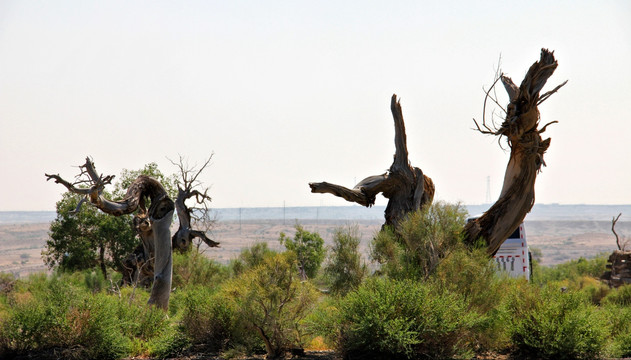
[2,204,631,224]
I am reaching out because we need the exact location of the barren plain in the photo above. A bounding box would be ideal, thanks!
[1,214,630,278]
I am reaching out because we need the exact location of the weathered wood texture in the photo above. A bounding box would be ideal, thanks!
[601,250,631,287]
[46,157,175,309]
[310,94,434,227]
[465,49,567,254]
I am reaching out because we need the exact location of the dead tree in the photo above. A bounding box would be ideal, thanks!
[170,155,219,251]
[46,157,174,309]
[309,94,435,227]
[465,48,567,254]
[611,213,629,251]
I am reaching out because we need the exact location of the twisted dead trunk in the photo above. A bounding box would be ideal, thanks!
[466,49,567,254]
[46,158,175,309]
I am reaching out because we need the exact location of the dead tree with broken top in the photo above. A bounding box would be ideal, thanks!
[309,94,435,227]
[465,48,567,254]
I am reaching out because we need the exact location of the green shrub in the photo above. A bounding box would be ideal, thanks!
[229,242,275,276]
[0,276,76,353]
[508,285,608,359]
[70,294,132,359]
[335,277,480,359]
[147,323,191,359]
[0,276,131,359]
[323,225,367,296]
[433,245,513,351]
[601,283,631,307]
[178,286,238,351]
[115,291,169,341]
[371,201,467,280]
[602,304,631,357]
[223,252,319,358]
[534,255,607,286]
[172,250,229,290]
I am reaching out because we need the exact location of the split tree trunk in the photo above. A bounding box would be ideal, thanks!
[465,49,567,254]
[309,94,434,227]
[46,158,175,309]
[172,186,219,251]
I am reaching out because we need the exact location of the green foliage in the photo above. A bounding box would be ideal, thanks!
[433,245,514,351]
[279,224,325,279]
[323,225,367,296]
[114,162,178,200]
[508,285,608,359]
[229,242,275,276]
[0,276,132,359]
[223,252,319,358]
[172,249,230,290]
[176,286,242,352]
[601,283,631,307]
[371,201,468,280]
[147,324,191,360]
[602,304,631,357]
[333,277,480,359]
[533,255,608,286]
[44,192,137,276]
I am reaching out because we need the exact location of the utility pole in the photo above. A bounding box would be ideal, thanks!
[485,176,492,204]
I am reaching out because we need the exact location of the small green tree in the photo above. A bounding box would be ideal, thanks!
[44,192,136,278]
[324,225,367,296]
[224,252,319,358]
[230,242,275,276]
[279,224,325,280]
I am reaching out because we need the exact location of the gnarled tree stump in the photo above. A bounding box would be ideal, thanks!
[309,94,435,227]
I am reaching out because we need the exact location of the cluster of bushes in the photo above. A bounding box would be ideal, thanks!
[2,202,631,359]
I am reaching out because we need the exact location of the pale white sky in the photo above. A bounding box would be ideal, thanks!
[1,1,630,211]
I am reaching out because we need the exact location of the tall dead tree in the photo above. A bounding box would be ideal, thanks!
[465,48,567,254]
[46,158,174,309]
[309,94,435,227]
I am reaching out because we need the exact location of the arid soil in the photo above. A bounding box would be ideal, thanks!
[1,219,630,277]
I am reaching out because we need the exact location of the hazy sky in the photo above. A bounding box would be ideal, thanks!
[1,1,630,211]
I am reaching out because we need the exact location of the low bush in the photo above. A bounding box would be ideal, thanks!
[178,285,238,351]
[433,245,514,351]
[602,304,631,357]
[508,285,608,359]
[601,283,631,307]
[172,250,229,290]
[0,276,131,359]
[534,255,607,286]
[334,277,480,359]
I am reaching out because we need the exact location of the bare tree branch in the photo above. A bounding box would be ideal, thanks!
[169,154,218,251]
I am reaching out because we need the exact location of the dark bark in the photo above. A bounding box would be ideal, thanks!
[310,94,434,227]
[466,49,567,254]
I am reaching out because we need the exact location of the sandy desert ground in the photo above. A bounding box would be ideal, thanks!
[1,218,630,278]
